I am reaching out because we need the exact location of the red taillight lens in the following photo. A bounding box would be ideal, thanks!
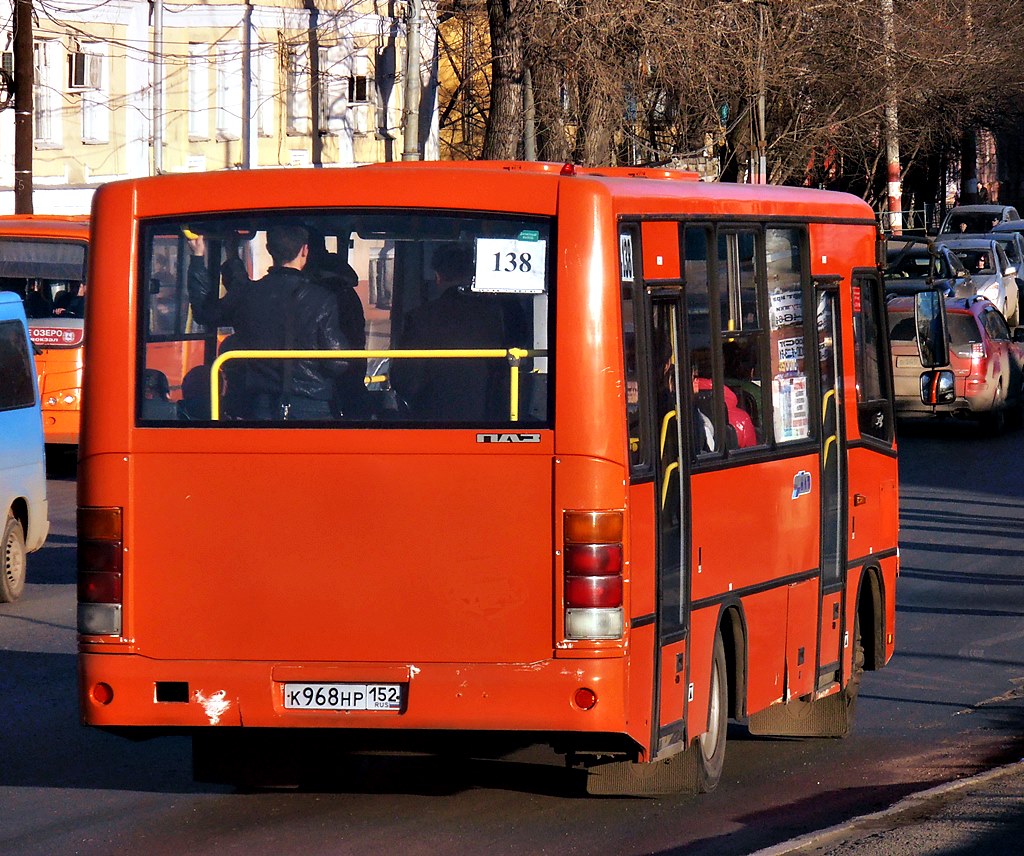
[566,574,623,608]
[565,543,623,576]
[78,571,123,604]
[77,506,123,606]
[563,510,625,619]
[77,540,123,575]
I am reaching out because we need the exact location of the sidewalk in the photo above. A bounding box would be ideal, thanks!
[752,759,1024,855]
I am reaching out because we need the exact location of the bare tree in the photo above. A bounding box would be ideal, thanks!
[437,0,1024,201]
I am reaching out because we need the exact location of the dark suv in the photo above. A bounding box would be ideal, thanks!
[885,239,974,299]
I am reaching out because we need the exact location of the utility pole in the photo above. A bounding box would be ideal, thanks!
[241,0,253,169]
[754,0,767,185]
[401,0,423,161]
[152,0,163,174]
[13,0,33,213]
[304,0,323,167]
[882,0,903,235]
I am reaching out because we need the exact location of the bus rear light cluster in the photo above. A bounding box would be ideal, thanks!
[564,511,624,640]
[44,390,79,407]
[77,507,124,637]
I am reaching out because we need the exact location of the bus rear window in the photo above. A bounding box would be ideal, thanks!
[137,211,552,427]
[0,239,87,320]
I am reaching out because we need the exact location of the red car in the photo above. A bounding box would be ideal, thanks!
[888,295,1024,430]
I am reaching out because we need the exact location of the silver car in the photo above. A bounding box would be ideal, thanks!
[935,236,1020,327]
[938,204,1020,235]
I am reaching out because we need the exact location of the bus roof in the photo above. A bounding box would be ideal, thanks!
[0,214,90,241]
[93,162,876,224]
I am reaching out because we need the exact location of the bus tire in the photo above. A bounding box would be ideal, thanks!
[1,511,27,603]
[585,632,728,796]
[679,629,728,792]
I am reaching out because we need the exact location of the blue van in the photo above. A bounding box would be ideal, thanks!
[0,291,48,602]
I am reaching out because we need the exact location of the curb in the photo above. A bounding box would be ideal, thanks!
[748,758,1024,856]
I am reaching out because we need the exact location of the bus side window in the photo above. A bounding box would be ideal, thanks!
[716,229,763,450]
[622,291,644,468]
[684,226,721,457]
[853,272,894,444]
[765,227,810,445]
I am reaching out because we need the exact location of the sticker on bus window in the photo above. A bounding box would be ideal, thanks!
[474,237,547,294]
[620,234,635,282]
[776,336,804,373]
[769,289,803,330]
[773,375,809,441]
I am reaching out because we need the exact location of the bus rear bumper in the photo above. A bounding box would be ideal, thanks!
[41,408,80,445]
[79,653,631,736]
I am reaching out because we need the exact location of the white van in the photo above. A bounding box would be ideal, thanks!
[0,291,49,602]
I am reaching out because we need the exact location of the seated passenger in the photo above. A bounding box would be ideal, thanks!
[24,283,52,318]
[178,364,213,421]
[693,378,756,450]
[724,385,757,448]
[141,369,179,419]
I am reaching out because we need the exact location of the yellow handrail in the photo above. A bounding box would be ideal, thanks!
[209,347,540,421]
[659,409,678,456]
[661,462,679,509]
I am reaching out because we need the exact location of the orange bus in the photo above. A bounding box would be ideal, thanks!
[0,215,90,447]
[78,162,903,794]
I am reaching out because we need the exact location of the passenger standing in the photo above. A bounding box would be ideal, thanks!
[305,242,371,417]
[192,225,350,420]
[391,244,507,420]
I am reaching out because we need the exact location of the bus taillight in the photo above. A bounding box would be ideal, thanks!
[564,511,625,640]
[77,507,124,636]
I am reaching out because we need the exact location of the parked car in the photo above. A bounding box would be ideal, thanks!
[888,295,1024,430]
[938,204,1020,235]
[934,235,1019,326]
[885,238,974,299]
[0,292,50,602]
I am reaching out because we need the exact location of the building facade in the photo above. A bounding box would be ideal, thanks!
[1,0,439,213]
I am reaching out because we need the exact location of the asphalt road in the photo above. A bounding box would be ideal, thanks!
[1,424,1023,856]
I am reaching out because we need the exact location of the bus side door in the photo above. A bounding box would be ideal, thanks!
[815,283,847,692]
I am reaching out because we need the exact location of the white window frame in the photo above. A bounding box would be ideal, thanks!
[255,43,276,137]
[188,44,210,141]
[215,41,242,141]
[33,39,63,147]
[80,42,109,144]
[286,44,309,136]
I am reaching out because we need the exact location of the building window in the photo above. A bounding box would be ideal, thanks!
[255,43,276,138]
[347,74,369,103]
[80,42,109,144]
[33,40,62,147]
[286,45,309,136]
[188,44,210,140]
[215,42,242,141]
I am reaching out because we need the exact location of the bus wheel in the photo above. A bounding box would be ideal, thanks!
[1,512,27,603]
[584,633,728,796]
[680,630,728,792]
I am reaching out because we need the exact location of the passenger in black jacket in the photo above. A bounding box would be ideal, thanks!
[188,225,350,420]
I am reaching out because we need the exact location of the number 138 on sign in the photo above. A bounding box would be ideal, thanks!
[474,237,547,294]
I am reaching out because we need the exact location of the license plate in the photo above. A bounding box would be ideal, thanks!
[895,355,921,368]
[283,682,403,711]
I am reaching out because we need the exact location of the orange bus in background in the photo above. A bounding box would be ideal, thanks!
[78,162,902,794]
[0,215,89,447]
